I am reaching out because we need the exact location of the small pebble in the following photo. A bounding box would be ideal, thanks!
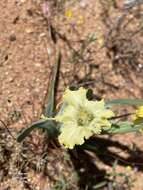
[9,34,16,42]
[80,0,88,8]
[25,28,33,34]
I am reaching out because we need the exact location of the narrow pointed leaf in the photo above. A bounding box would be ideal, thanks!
[17,120,58,142]
[44,52,61,116]
[106,99,143,106]
[17,52,61,142]
[93,181,107,189]
[105,123,143,134]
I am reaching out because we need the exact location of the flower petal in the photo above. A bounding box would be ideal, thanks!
[58,122,92,149]
[55,105,77,124]
[133,106,143,124]
[100,110,115,118]
[88,121,102,134]
[88,118,112,134]
[84,99,114,118]
[83,99,104,115]
[136,106,143,118]
[63,87,87,107]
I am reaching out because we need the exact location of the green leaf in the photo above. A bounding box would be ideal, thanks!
[93,181,107,189]
[17,119,59,142]
[44,52,61,117]
[105,122,143,134]
[17,52,61,142]
[106,99,143,106]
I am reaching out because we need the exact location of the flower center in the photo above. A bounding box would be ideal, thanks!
[78,110,93,126]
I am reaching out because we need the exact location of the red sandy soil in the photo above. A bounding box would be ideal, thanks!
[0,0,143,189]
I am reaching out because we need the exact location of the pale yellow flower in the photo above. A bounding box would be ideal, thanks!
[54,87,114,149]
[126,165,132,172]
[135,106,143,117]
[77,15,84,25]
[65,9,73,19]
[98,36,104,47]
[133,106,143,125]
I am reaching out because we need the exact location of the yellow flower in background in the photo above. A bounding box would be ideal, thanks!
[65,10,84,26]
[133,106,143,125]
[135,106,143,117]
[54,87,114,149]
[98,36,104,47]
[65,9,73,19]
[77,15,84,25]
[126,165,132,172]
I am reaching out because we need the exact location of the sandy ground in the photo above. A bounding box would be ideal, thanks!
[0,0,143,189]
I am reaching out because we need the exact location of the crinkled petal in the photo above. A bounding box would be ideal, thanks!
[55,105,78,124]
[84,99,104,116]
[84,99,114,119]
[58,123,92,149]
[136,106,143,118]
[133,106,143,124]
[100,110,115,119]
[134,117,143,125]
[100,118,112,129]
[63,87,87,107]
[88,121,102,134]
[88,117,112,134]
